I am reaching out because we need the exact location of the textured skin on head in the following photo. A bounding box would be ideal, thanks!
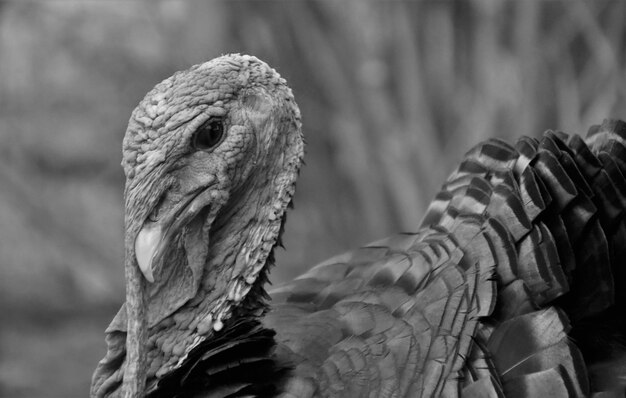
[91,54,303,397]
[122,54,290,179]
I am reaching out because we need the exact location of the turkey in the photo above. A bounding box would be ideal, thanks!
[91,54,626,398]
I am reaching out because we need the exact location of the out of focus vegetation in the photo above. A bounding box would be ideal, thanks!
[1,1,625,396]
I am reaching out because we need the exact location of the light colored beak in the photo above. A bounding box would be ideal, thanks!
[133,188,213,283]
[135,224,162,283]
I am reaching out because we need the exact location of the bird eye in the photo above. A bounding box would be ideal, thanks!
[193,118,225,150]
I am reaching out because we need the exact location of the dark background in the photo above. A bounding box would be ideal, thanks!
[1,1,625,396]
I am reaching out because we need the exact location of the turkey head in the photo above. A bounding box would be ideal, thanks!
[91,54,303,398]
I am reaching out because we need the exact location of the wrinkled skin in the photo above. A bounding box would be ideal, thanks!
[91,54,304,397]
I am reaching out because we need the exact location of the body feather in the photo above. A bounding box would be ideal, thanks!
[255,120,626,397]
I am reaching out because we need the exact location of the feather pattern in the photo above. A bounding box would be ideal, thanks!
[256,120,626,397]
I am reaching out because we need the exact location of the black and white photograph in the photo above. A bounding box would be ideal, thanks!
[1,1,626,397]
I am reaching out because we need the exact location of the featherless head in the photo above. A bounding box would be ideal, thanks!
[92,54,303,397]
[122,53,302,286]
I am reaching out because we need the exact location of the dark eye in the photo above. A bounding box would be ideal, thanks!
[193,118,224,150]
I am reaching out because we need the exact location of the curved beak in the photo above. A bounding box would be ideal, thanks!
[134,188,212,283]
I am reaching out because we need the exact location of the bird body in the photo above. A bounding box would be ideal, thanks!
[92,54,626,398]
[265,124,626,397]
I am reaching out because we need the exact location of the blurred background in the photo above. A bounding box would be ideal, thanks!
[1,1,625,396]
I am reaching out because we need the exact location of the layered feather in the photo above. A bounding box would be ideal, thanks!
[260,119,626,397]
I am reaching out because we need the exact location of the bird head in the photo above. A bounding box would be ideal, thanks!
[91,54,303,397]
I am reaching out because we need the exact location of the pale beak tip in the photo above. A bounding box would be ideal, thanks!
[141,264,155,283]
[135,223,162,284]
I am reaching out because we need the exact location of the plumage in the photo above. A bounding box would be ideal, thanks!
[92,54,626,397]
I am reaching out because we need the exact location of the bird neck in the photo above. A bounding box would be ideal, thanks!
[198,175,287,317]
